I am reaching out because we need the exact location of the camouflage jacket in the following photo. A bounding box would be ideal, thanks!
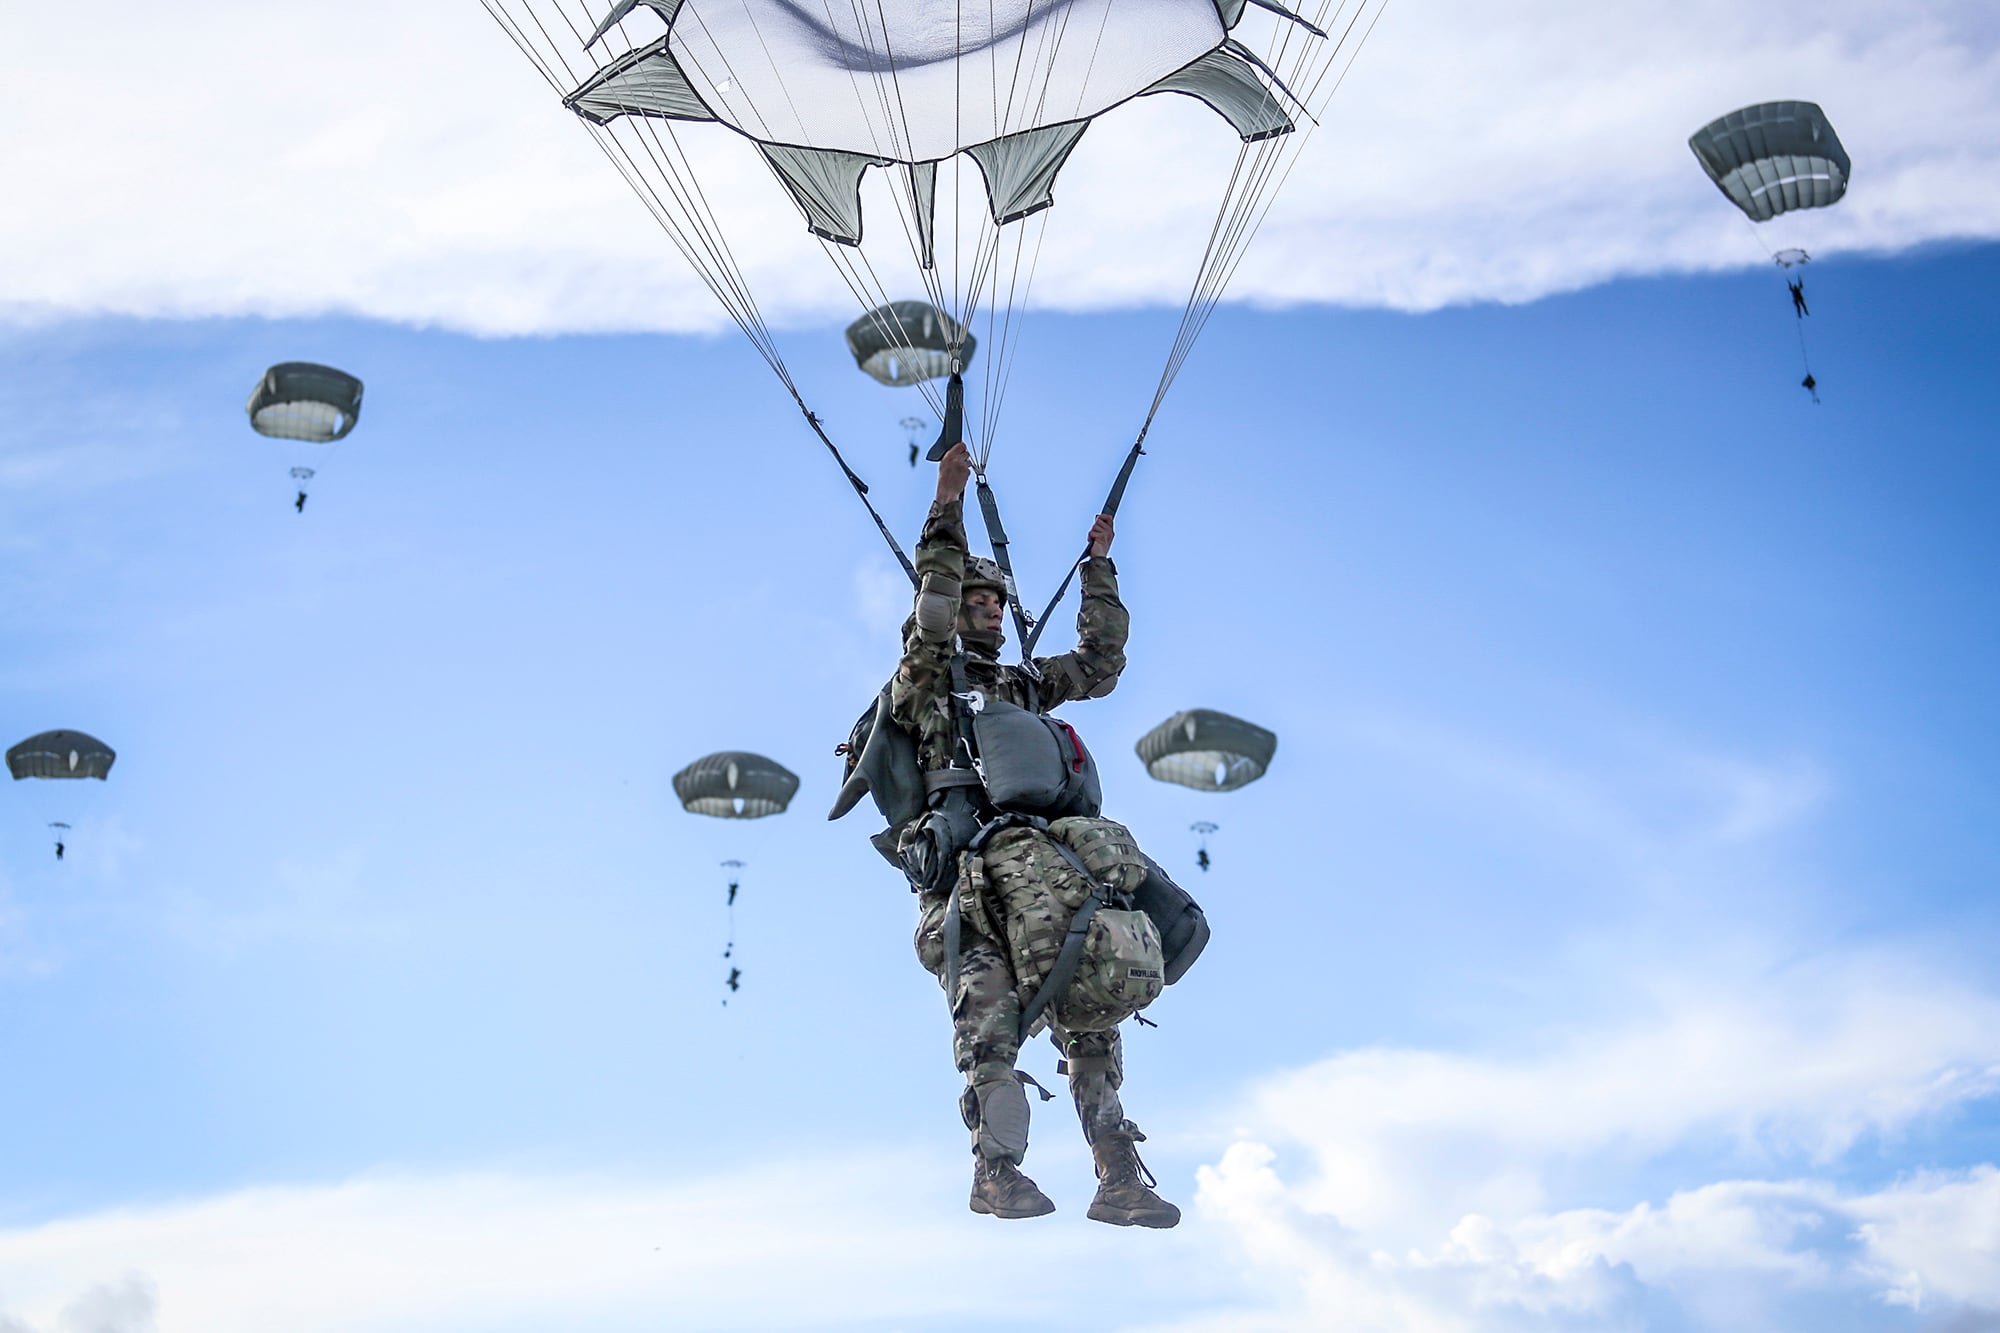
[890,496,1128,775]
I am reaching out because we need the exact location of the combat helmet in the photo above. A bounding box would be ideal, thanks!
[963,555,1006,597]
[958,554,1010,656]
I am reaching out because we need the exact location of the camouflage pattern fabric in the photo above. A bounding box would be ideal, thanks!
[893,492,1136,1166]
[890,497,1127,774]
[980,823,1164,1032]
[915,890,1128,1155]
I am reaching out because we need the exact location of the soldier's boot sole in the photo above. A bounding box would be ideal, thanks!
[969,1159,1056,1219]
[969,1192,1058,1219]
[1086,1190,1181,1228]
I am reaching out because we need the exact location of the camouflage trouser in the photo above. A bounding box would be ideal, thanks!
[916,891,1127,1163]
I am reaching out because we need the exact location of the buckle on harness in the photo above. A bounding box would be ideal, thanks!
[951,688,986,714]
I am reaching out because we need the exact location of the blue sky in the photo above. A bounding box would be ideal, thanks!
[4,2,2000,1330]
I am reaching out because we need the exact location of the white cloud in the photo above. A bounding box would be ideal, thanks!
[0,1152,1213,1333]
[2,1,1995,335]
[1189,948,2000,1330]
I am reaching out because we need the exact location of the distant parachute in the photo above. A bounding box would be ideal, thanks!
[673,752,799,819]
[1190,820,1218,872]
[8,730,116,781]
[845,302,976,388]
[247,363,365,442]
[1136,710,1276,792]
[1689,101,1848,402]
[1688,101,1850,224]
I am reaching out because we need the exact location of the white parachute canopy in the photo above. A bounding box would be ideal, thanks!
[487,0,1380,456]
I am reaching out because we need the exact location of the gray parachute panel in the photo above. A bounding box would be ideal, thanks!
[1141,46,1293,141]
[1135,709,1276,792]
[906,162,937,271]
[566,36,716,124]
[966,122,1091,225]
[8,730,116,781]
[673,751,799,819]
[759,144,890,244]
[246,363,363,443]
[844,301,976,386]
[585,0,686,48]
[1688,101,1850,223]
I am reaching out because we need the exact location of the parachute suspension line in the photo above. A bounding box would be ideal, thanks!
[484,0,796,390]
[817,239,950,421]
[800,402,920,586]
[487,0,924,582]
[981,214,1051,462]
[1144,0,1391,425]
[1025,0,1391,648]
[1021,430,1147,657]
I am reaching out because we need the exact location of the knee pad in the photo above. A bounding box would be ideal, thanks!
[968,1073,1031,1163]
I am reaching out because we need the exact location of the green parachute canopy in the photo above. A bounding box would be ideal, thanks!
[1136,709,1275,792]
[845,302,976,387]
[1689,101,1850,223]
[673,751,800,819]
[7,730,116,781]
[247,362,365,443]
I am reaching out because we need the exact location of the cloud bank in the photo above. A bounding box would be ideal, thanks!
[2,0,1996,334]
[1191,946,2000,1331]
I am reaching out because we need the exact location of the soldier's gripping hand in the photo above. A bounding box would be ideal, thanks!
[1087,512,1115,558]
[935,442,972,505]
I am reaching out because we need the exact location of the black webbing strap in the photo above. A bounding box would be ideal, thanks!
[924,768,984,795]
[1016,838,1123,1041]
[801,406,917,588]
[946,654,980,774]
[973,475,1037,656]
[1022,433,1147,656]
[925,372,966,462]
[1018,888,1102,1043]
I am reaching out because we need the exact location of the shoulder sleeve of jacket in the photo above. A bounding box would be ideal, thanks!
[895,498,966,724]
[1032,555,1127,707]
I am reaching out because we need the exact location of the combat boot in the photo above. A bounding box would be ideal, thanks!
[1087,1126,1180,1228]
[970,1156,1056,1219]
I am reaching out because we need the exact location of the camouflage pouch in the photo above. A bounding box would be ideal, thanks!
[1046,816,1149,896]
[978,824,1166,1035]
[981,825,1095,912]
[1053,905,1165,1032]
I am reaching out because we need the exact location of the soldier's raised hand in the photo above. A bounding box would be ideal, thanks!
[935,441,972,503]
[1087,512,1114,558]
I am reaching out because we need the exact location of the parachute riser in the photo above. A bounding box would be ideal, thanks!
[971,472,1037,658]
[1022,430,1147,657]
[800,405,918,588]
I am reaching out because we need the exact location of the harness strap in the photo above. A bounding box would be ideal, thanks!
[946,654,981,774]
[943,875,963,1008]
[923,768,984,795]
[1018,888,1103,1043]
[973,475,1037,658]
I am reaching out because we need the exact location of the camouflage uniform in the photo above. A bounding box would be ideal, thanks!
[892,495,1133,1167]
